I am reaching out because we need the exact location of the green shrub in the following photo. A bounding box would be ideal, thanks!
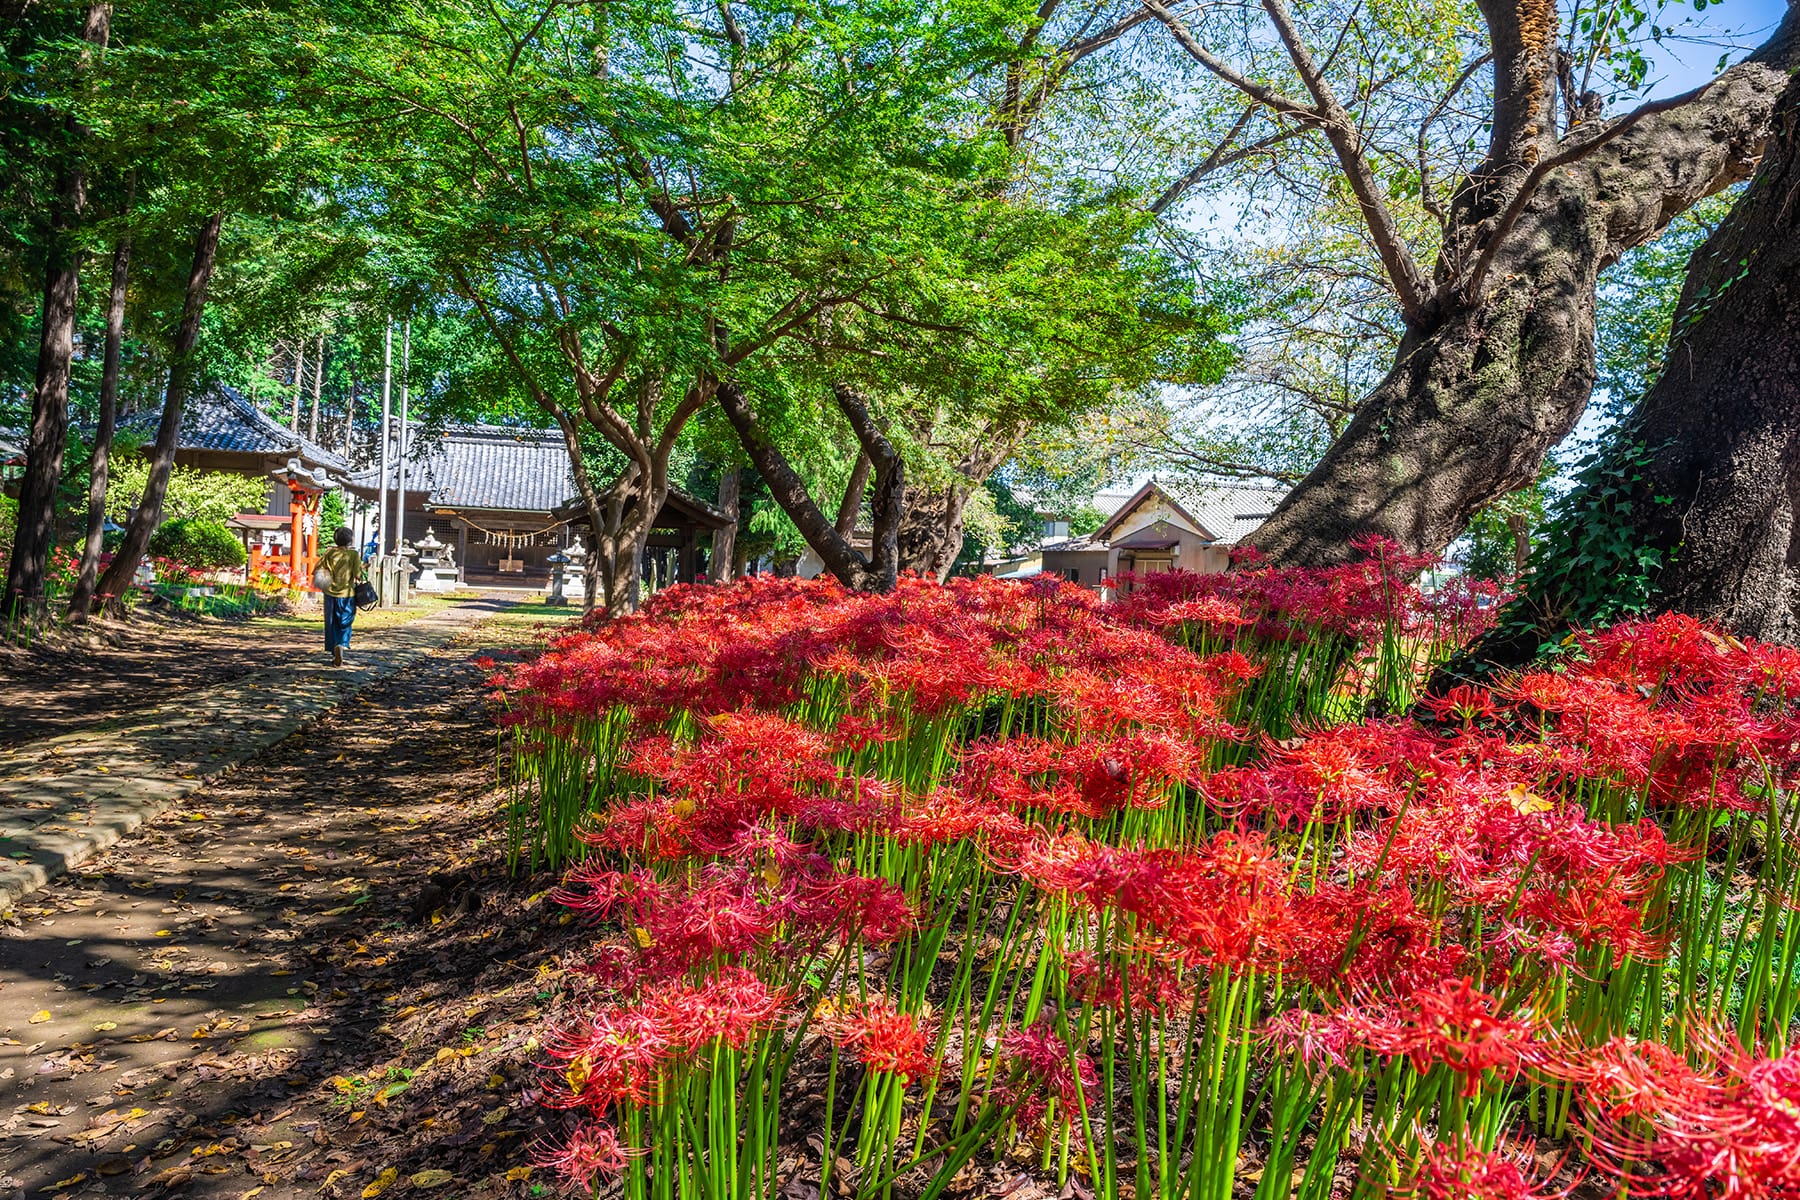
[0,493,16,562]
[149,517,247,571]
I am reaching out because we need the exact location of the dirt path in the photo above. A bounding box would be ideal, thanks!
[0,605,589,1200]
[0,596,480,750]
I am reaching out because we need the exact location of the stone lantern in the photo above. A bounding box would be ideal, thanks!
[412,526,458,593]
[545,548,571,606]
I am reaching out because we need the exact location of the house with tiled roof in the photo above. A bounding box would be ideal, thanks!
[1037,478,1288,588]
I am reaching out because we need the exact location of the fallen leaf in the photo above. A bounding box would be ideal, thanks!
[361,1166,398,1198]
[410,1170,454,1188]
[92,1021,117,1032]
[43,1172,87,1191]
[29,1010,51,1023]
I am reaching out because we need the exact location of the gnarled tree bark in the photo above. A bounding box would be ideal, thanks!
[1450,76,1800,671]
[1148,0,1800,566]
[894,420,1029,581]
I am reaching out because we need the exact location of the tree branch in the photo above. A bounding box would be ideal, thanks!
[1141,0,1312,116]
[1456,80,1713,306]
[1419,53,1492,224]
[1150,108,1311,214]
[1254,0,1434,323]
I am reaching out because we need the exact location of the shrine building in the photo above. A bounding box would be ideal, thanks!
[345,424,731,589]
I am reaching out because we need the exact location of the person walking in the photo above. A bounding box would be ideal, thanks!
[316,526,366,667]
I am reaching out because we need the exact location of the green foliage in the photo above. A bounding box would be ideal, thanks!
[1067,504,1106,537]
[148,517,246,570]
[1487,440,1667,660]
[0,493,16,560]
[1461,468,1551,582]
[1593,194,1737,422]
[106,459,269,526]
[320,489,346,543]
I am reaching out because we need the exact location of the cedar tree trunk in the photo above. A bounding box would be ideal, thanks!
[1,1,110,620]
[95,211,224,611]
[68,232,130,621]
[2,172,85,620]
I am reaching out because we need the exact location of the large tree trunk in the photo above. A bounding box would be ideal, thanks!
[68,231,130,622]
[1450,78,1800,672]
[1234,3,1800,567]
[94,211,224,612]
[1,1,110,621]
[717,382,903,591]
[894,425,1026,581]
[2,171,85,621]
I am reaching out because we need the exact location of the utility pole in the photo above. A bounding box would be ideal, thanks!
[378,318,392,557]
[395,319,410,551]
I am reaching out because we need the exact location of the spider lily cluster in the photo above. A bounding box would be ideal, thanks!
[491,546,1800,1200]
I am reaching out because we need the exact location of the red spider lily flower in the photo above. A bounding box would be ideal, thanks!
[537,1121,633,1189]
[1148,595,1252,631]
[1000,1021,1097,1113]
[1263,1006,1358,1071]
[1350,976,1538,1096]
[1578,1035,1800,1199]
[1537,1034,1712,1122]
[1063,951,1124,1012]
[821,997,937,1082]
[1419,684,1504,727]
[1396,1130,1577,1200]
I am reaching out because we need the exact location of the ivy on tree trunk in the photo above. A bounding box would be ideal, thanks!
[1449,76,1800,674]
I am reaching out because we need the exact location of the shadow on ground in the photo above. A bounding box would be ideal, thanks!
[0,606,587,1199]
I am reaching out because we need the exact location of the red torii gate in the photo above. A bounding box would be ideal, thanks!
[247,460,335,590]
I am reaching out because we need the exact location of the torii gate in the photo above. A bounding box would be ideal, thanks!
[248,459,337,590]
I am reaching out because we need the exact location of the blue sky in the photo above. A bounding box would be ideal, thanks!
[1644,0,1789,93]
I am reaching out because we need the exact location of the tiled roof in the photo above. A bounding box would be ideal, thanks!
[181,386,349,471]
[1158,479,1288,545]
[1093,478,1288,547]
[351,425,574,513]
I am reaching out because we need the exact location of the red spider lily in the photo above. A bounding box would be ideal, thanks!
[820,997,937,1082]
[1396,1130,1577,1200]
[537,1121,633,1188]
[1419,684,1505,727]
[886,786,1029,851]
[1579,1036,1800,1199]
[1016,829,1296,971]
[1064,947,1190,1015]
[1348,976,1539,1096]
[1000,1021,1098,1113]
[1537,1034,1713,1122]
[547,965,790,1110]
